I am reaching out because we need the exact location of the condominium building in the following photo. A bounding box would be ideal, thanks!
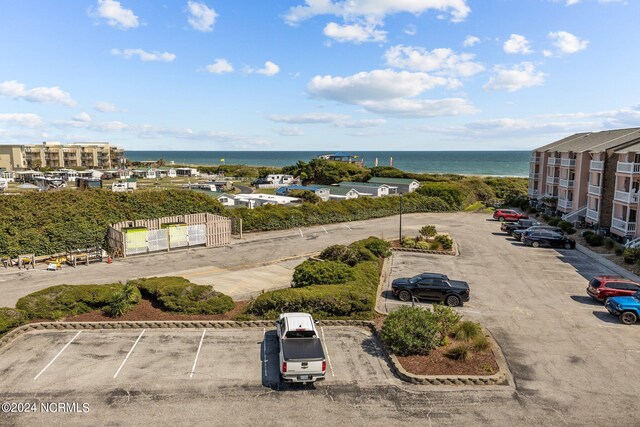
[0,142,125,171]
[529,128,640,241]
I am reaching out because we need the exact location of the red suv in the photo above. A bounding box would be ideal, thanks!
[587,275,640,303]
[493,209,529,222]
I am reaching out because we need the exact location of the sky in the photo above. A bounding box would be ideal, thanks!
[0,0,639,151]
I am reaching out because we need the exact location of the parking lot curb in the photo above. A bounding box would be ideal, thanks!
[374,256,392,315]
[0,319,377,352]
[375,327,513,387]
[575,243,640,282]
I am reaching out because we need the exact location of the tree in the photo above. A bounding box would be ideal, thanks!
[288,189,321,204]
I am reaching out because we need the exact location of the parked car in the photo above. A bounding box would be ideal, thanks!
[522,231,576,249]
[391,273,469,307]
[251,177,271,186]
[586,275,640,303]
[493,209,528,222]
[276,312,326,383]
[513,226,564,241]
[501,219,541,234]
[605,291,640,324]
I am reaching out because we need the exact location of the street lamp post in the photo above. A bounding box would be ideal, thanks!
[399,193,403,242]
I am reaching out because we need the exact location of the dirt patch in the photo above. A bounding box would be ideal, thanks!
[395,341,499,376]
[63,298,249,322]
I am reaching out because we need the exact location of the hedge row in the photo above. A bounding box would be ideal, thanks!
[131,277,234,315]
[0,189,224,257]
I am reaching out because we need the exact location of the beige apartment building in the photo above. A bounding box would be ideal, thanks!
[0,142,124,171]
[529,128,640,241]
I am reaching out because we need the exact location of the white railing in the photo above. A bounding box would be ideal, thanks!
[612,218,637,235]
[588,184,601,196]
[559,179,575,188]
[590,160,604,171]
[557,199,574,210]
[546,176,559,185]
[528,188,538,197]
[617,162,640,174]
[614,190,640,204]
[547,157,560,166]
[586,209,599,222]
[561,159,576,167]
[530,155,540,164]
[529,173,539,180]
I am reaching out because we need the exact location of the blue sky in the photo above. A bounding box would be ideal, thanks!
[0,0,638,151]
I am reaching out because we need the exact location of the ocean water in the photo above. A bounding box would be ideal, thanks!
[125,151,530,177]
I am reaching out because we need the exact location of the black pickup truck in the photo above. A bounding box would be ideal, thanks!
[391,273,470,307]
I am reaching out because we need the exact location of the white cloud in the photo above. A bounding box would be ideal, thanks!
[538,105,640,128]
[308,69,476,117]
[205,59,234,74]
[273,128,304,136]
[72,112,92,123]
[91,0,139,30]
[94,101,122,112]
[384,45,484,78]
[0,113,43,128]
[483,62,546,92]
[0,80,77,107]
[542,50,553,57]
[503,34,532,54]
[404,24,417,35]
[254,61,280,76]
[187,1,217,32]
[268,112,386,127]
[463,35,480,47]
[323,22,387,43]
[284,0,472,25]
[111,48,176,62]
[548,31,589,54]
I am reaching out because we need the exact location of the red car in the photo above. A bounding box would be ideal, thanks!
[493,209,529,222]
[587,275,640,303]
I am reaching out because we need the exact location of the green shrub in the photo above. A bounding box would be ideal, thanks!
[419,225,437,238]
[431,304,461,342]
[292,260,355,288]
[623,248,640,264]
[615,245,624,256]
[445,344,470,361]
[557,220,573,232]
[401,236,417,248]
[380,306,442,356]
[319,245,360,266]
[566,228,576,235]
[16,283,140,320]
[415,241,431,250]
[434,234,454,250]
[454,320,483,341]
[587,234,604,247]
[287,190,321,204]
[582,230,594,238]
[542,214,551,222]
[604,238,615,250]
[547,218,561,226]
[246,260,378,319]
[351,236,391,258]
[472,336,491,352]
[429,241,442,251]
[103,284,139,317]
[0,307,28,337]
[132,277,234,315]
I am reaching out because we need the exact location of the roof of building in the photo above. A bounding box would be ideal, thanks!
[535,128,640,154]
[614,140,640,154]
[190,189,229,199]
[368,177,418,185]
[284,185,323,191]
[339,181,389,188]
[314,185,360,196]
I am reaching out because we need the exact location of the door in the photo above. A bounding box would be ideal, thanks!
[416,279,435,299]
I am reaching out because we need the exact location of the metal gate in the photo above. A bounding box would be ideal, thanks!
[148,229,168,252]
[188,224,206,246]
[124,228,148,255]
[168,225,189,248]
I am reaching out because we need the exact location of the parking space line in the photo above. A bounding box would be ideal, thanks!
[114,329,145,379]
[33,331,81,380]
[344,224,352,230]
[321,226,328,234]
[262,328,267,378]
[190,329,206,379]
[320,327,334,377]
[299,228,304,237]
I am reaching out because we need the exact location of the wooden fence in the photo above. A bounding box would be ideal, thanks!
[107,213,231,257]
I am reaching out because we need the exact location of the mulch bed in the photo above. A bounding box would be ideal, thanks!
[395,341,499,376]
[62,298,249,322]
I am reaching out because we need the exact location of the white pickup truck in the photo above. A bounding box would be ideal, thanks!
[276,313,326,383]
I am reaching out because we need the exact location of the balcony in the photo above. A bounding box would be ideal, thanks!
[588,185,601,196]
[528,189,538,197]
[560,159,576,167]
[586,209,599,222]
[617,162,640,174]
[612,218,637,235]
[530,155,540,164]
[546,176,559,185]
[529,173,540,180]
[559,179,575,188]
[547,157,560,166]
[557,199,573,210]
[590,160,604,171]
[614,190,640,204]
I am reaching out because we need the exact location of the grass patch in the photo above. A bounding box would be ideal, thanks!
[0,308,29,337]
[464,201,484,212]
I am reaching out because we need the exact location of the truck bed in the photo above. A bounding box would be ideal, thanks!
[281,338,325,361]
